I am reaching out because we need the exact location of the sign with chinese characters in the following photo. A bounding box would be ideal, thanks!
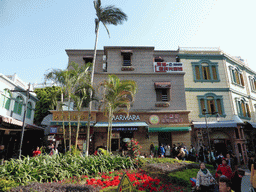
[50,127,58,134]
[112,127,138,131]
[149,114,183,124]
[154,62,183,72]
[112,115,140,121]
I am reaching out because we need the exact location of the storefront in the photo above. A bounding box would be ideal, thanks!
[192,119,248,165]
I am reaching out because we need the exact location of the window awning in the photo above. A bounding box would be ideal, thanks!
[94,122,148,128]
[192,121,238,128]
[148,127,191,132]
[154,82,171,89]
[50,121,94,126]
[246,122,256,128]
[121,50,133,54]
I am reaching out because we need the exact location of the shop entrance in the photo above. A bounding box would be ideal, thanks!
[158,132,172,146]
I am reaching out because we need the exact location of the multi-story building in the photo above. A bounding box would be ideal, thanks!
[0,73,43,159]
[179,47,256,164]
[50,46,191,155]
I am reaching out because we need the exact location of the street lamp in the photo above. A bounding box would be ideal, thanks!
[11,83,32,159]
[202,109,220,150]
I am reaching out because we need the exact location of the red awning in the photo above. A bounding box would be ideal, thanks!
[121,50,133,54]
[154,82,171,89]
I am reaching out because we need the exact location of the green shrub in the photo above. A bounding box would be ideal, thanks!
[0,178,19,192]
[168,168,198,187]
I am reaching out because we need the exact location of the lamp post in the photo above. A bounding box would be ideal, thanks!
[202,109,219,150]
[11,83,32,159]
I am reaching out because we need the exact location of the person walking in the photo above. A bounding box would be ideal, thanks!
[165,144,171,157]
[32,147,41,157]
[196,162,216,192]
[0,145,5,165]
[226,153,236,172]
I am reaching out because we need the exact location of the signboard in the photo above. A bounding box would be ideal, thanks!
[149,114,183,125]
[48,135,54,140]
[112,127,138,131]
[154,62,183,72]
[116,173,133,192]
[50,127,58,134]
[112,115,140,121]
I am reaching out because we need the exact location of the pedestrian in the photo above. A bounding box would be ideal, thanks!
[172,144,177,158]
[219,177,234,192]
[250,156,256,191]
[0,145,5,165]
[150,143,154,157]
[159,144,165,158]
[226,153,236,172]
[230,169,244,192]
[199,146,204,163]
[32,147,41,157]
[216,153,224,166]
[208,148,217,169]
[177,146,186,160]
[215,158,232,180]
[248,154,254,172]
[189,145,196,161]
[196,162,216,192]
[165,144,171,157]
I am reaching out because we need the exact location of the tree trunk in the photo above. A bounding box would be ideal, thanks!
[68,95,71,151]
[86,23,100,156]
[61,91,67,153]
[109,110,113,153]
[75,113,81,150]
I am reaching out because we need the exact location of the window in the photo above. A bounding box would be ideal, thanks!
[0,89,11,110]
[249,76,256,92]
[198,93,225,117]
[121,50,133,66]
[26,102,32,119]
[192,60,219,82]
[229,66,244,87]
[83,56,93,70]
[13,96,23,115]
[155,82,171,102]
[154,56,164,62]
[236,98,251,119]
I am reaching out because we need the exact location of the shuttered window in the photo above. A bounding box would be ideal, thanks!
[212,66,218,80]
[14,96,23,115]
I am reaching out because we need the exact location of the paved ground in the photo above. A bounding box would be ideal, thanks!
[242,168,251,192]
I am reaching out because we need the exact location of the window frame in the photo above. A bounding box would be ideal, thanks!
[26,102,33,119]
[13,96,24,115]
[229,66,245,87]
[197,93,226,117]
[236,98,251,120]
[249,76,256,93]
[155,88,171,102]
[192,60,220,82]
[0,89,11,110]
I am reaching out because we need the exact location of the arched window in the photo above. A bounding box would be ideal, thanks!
[0,89,11,110]
[249,76,256,92]
[13,96,23,115]
[198,93,225,117]
[229,66,244,86]
[26,102,32,119]
[236,98,251,119]
[192,60,219,82]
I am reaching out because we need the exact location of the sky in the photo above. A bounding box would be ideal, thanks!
[1,0,256,85]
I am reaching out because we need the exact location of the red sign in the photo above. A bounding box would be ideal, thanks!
[154,62,183,72]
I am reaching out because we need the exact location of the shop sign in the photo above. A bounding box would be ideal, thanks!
[50,127,58,134]
[154,62,183,72]
[149,114,183,125]
[112,132,120,138]
[117,173,133,192]
[48,135,54,140]
[112,127,138,131]
[112,115,140,121]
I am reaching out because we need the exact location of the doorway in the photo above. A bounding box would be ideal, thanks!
[213,139,227,156]
[158,132,172,146]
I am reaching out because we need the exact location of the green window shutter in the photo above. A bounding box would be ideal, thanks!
[5,98,10,110]
[200,99,205,113]
[26,102,32,119]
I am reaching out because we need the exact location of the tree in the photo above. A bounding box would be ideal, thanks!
[100,75,137,152]
[45,62,89,151]
[86,0,128,156]
[34,86,61,125]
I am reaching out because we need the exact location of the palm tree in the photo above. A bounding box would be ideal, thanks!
[100,75,137,152]
[45,62,89,151]
[86,0,128,156]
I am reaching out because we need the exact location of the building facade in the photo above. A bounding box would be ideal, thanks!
[50,46,191,155]
[179,47,256,164]
[0,73,43,159]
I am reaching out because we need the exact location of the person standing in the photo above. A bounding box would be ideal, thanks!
[226,153,236,172]
[165,144,171,157]
[32,147,41,157]
[0,145,5,165]
[159,144,165,158]
[250,157,256,191]
[189,145,196,161]
[215,158,232,180]
[219,177,234,192]
[196,162,216,192]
